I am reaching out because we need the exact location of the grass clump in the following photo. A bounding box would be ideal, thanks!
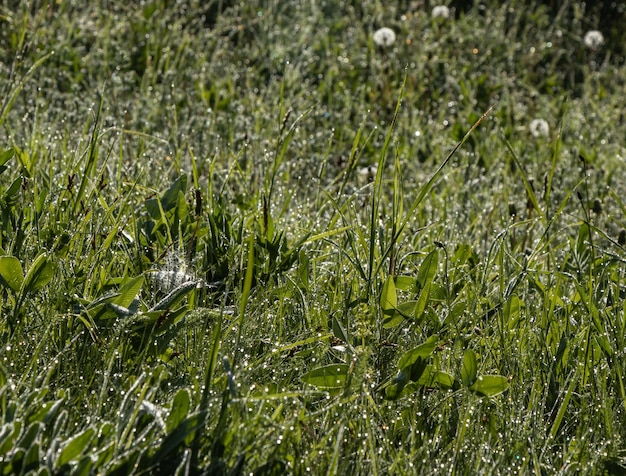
[1,0,626,474]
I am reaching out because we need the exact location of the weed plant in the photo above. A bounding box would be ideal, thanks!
[1,1,626,474]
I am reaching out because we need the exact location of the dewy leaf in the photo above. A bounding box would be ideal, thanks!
[166,388,190,433]
[21,252,54,294]
[0,147,14,174]
[417,249,438,290]
[380,275,397,315]
[397,335,437,370]
[417,365,455,389]
[0,256,24,292]
[461,349,478,387]
[113,276,144,308]
[55,427,95,468]
[384,370,409,400]
[503,294,520,327]
[394,275,416,291]
[301,364,349,389]
[469,375,509,397]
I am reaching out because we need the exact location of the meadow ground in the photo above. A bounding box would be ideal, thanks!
[1,1,626,474]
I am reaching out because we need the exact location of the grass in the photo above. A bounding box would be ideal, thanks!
[1,0,626,474]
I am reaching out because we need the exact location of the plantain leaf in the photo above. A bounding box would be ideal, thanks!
[380,275,397,315]
[417,249,438,290]
[461,349,478,387]
[0,256,24,292]
[417,365,455,389]
[114,276,145,308]
[21,252,54,294]
[301,364,349,389]
[55,427,95,468]
[469,375,509,397]
[0,148,14,174]
[166,389,190,433]
[397,335,438,369]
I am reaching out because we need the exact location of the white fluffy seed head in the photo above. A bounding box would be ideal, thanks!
[584,30,604,50]
[373,27,396,47]
[432,5,451,19]
[529,118,550,138]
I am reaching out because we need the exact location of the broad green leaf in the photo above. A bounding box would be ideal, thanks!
[22,442,40,473]
[21,252,54,294]
[0,148,14,174]
[397,335,438,369]
[384,370,409,400]
[576,223,590,258]
[166,389,190,433]
[301,364,349,389]
[382,311,404,329]
[26,399,64,425]
[503,294,520,328]
[10,449,24,473]
[163,175,187,210]
[417,366,455,389]
[380,275,397,315]
[174,190,188,224]
[55,428,95,467]
[150,414,203,465]
[394,275,416,291]
[408,357,428,382]
[331,316,349,344]
[0,256,24,292]
[72,456,93,476]
[414,280,431,322]
[4,177,21,202]
[145,174,187,218]
[15,145,31,177]
[0,421,22,454]
[469,375,509,397]
[461,349,478,387]
[17,422,42,449]
[95,442,115,468]
[383,299,428,328]
[417,249,438,290]
[113,276,144,308]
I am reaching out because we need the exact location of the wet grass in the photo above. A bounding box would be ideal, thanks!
[1,1,626,474]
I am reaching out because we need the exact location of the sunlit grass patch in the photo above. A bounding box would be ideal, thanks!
[1,0,626,474]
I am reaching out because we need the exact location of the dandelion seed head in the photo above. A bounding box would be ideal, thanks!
[432,6,451,19]
[584,30,604,50]
[373,27,396,47]
[529,118,550,138]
